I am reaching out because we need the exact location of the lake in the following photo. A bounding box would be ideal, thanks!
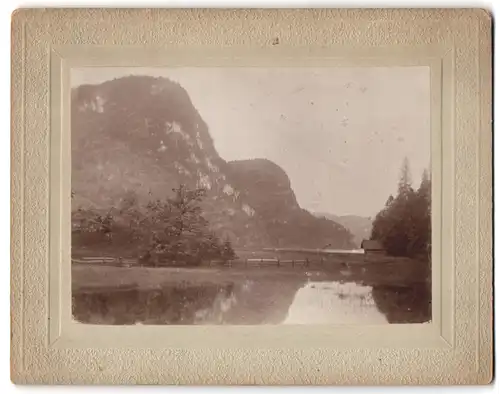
[72,264,431,325]
[323,249,365,254]
[282,281,389,324]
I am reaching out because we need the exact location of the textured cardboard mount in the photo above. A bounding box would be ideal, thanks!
[10,8,492,385]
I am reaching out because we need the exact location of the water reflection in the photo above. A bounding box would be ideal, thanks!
[194,291,238,324]
[72,275,430,325]
[282,281,389,324]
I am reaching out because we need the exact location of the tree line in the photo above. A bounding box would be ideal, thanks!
[370,157,431,259]
[72,184,236,267]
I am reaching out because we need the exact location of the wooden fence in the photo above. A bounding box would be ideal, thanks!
[72,257,136,267]
[208,257,327,268]
[72,256,337,269]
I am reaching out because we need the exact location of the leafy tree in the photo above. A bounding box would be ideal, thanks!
[84,210,115,240]
[71,206,117,255]
[139,184,229,266]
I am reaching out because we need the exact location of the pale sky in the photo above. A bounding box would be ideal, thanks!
[72,67,430,218]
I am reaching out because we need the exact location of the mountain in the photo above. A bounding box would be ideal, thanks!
[71,75,355,250]
[228,159,354,248]
[228,159,299,217]
[314,213,373,248]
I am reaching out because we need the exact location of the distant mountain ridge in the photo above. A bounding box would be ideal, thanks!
[71,75,356,250]
[314,213,373,248]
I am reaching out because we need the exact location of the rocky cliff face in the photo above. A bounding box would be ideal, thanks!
[72,75,354,249]
[228,159,299,218]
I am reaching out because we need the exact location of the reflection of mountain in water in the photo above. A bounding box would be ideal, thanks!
[72,276,430,325]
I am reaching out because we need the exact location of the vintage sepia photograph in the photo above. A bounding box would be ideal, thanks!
[11,8,493,385]
[70,66,432,326]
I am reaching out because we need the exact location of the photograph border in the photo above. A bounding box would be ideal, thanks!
[11,8,492,385]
